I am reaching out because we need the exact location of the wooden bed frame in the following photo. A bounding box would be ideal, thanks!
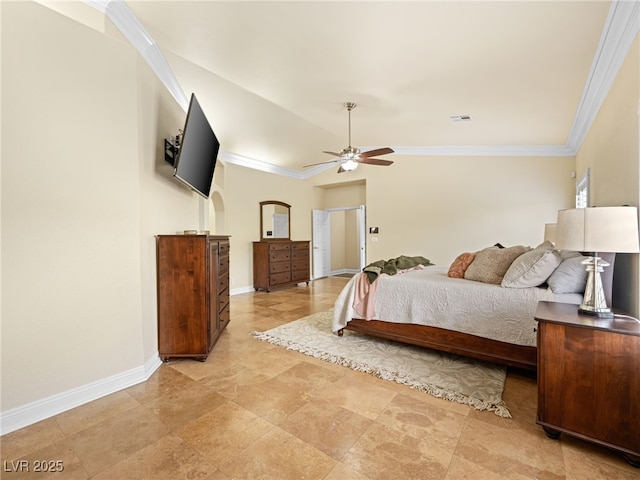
[339,319,538,370]
[338,253,615,371]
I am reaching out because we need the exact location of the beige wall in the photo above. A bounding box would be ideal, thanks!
[223,164,320,292]
[3,1,140,411]
[311,155,577,267]
[344,209,360,270]
[330,211,347,271]
[1,2,204,428]
[576,36,640,315]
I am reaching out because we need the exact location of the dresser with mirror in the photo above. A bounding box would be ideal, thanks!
[253,201,310,292]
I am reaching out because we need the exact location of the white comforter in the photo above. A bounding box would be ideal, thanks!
[332,265,582,347]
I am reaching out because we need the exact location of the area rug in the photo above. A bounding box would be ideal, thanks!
[251,311,511,417]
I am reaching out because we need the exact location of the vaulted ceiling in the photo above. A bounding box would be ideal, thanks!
[51,1,640,177]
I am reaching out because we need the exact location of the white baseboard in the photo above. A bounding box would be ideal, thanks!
[0,354,162,436]
[330,268,359,276]
[230,285,255,296]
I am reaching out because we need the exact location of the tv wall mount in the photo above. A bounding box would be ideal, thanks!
[164,132,183,167]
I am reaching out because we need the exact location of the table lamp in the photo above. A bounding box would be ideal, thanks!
[555,206,639,318]
[544,223,557,244]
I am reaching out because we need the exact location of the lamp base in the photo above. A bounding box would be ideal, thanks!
[579,255,613,319]
[578,305,614,319]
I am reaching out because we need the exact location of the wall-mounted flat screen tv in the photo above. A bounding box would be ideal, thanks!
[173,93,219,199]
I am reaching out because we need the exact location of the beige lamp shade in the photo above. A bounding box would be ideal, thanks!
[543,223,557,243]
[555,206,640,253]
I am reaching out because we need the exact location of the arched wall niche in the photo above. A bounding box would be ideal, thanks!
[210,191,226,234]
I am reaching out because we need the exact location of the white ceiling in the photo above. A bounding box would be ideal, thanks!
[65,1,639,176]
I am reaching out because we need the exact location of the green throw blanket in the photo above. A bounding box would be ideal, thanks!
[363,255,434,283]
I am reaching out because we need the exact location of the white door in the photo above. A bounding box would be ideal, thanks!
[357,205,366,269]
[312,209,331,279]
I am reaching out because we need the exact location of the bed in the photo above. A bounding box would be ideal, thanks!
[332,245,613,371]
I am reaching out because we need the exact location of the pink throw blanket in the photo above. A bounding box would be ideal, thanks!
[352,265,427,320]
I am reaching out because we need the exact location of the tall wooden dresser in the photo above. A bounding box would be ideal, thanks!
[253,240,310,292]
[156,234,230,361]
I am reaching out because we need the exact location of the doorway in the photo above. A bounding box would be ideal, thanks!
[312,205,365,279]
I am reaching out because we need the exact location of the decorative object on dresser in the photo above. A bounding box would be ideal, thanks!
[555,206,640,318]
[156,234,230,362]
[253,200,310,292]
[535,301,640,467]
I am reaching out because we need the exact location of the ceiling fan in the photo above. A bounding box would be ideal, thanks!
[304,102,394,173]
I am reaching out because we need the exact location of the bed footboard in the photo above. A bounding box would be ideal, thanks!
[342,319,537,371]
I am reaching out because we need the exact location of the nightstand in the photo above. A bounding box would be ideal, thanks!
[535,301,640,467]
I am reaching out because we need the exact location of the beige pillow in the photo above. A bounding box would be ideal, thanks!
[501,247,561,288]
[464,245,531,284]
[447,252,476,278]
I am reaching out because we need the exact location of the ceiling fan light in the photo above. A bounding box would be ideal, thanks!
[342,159,358,171]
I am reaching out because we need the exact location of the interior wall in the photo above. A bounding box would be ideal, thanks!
[2,2,143,412]
[330,211,347,271]
[312,155,576,267]
[224,164,321,293]
[344,209,360,269]
[576,35,640,316]
[1,2,207,430]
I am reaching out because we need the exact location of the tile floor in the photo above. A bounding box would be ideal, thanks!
[1,277,638,479]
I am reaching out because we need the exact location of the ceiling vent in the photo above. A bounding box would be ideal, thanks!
[450,115,472,122]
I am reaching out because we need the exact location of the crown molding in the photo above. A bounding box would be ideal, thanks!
[218,151,336,180]
[374,144,576,157]
[82,0,109,13]
[566,0,640,152]
[88,0,638,177]
[93,0,189,111]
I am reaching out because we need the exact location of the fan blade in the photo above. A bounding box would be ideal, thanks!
[303,159,340,168]
[359,147,394,158]
[322,151,343,157]
[358,158,394,166]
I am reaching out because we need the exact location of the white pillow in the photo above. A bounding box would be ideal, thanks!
[547,255,588,294]
[502,247,561,288]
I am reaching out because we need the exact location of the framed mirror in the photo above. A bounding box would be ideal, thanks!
[260,201,291,240]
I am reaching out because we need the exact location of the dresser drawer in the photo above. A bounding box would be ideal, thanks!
[218,273,229,291]
[291,250,308,260]
[292,259,308,271]
[270,261,291,274]
[218,291,229,313]
[218,242,230,255]
[270,251,291,262]
[270,271,291,285]
[269,243,291,252]
[292,270,309,282]
[219,303,230,330]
